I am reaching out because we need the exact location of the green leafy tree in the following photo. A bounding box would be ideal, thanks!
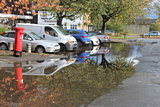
[87,0,154,33]
[150,23,160,31]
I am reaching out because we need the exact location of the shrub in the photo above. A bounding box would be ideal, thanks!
[106,22,125,33]
[150,23,160,31]
[0,25,9,34]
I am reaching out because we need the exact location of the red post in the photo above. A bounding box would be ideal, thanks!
[14,62,25,91]
[14,27,24,57]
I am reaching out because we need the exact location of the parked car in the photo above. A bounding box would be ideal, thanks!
[143,31,160,36]
[106,30,115,35]
[90,35,100,46]
[0,31,60,53]
[65,29,91,46]
[16,23,78,52]
[88,31,110,43]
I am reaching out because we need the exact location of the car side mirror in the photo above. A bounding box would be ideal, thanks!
[43,35,45,38]
[53,33,58,37]
[28,38,32,41]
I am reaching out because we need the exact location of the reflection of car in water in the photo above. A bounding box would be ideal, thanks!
[0,56,76,76]
[90,46,110,55]
[75,51,90,63]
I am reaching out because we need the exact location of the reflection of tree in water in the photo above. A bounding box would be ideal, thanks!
[44,65,57,74]
[100,54,117,69]
[0,71,39,105]
[99,54,130,69]
[0,58,135,106]
[110,43,131,57]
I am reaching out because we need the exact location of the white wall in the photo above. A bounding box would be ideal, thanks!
[62,17,83,29]
[38,11,57,25]
[38,11,83,29]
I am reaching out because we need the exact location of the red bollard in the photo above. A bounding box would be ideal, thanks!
[14,62,25,91]
[13,27,24,57]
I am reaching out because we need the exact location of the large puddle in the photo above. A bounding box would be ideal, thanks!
[0,43,143,106]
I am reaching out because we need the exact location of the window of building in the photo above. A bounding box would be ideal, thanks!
[70,25,77,29]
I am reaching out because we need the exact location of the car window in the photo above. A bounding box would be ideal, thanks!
[23,33,32,40]
[65,30,70,33]
[53,26,69,35]
[88,32,95,36]
[153,31,158,33]
[1,33,8,37]
[28,32,43,40]
[70,31,79,34]
[8,33,15,38]
[45,26,58,36]
[84,31,89,35]
[150,31,158,33]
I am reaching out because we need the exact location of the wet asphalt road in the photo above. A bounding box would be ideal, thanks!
[87,38,160,107]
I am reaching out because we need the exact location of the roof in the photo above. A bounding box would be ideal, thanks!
[134,19,158,25]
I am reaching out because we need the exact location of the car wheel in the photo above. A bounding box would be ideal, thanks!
[59,44,66,52]
[0,43,8,50]
[78,41,83,47]
[91,41,94,45]
[35,46,45,53]
[99,39,102,44]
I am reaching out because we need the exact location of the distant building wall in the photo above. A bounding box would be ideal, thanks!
[126,24,150,34]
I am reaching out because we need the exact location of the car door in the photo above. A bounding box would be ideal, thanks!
[44,26,59,42]
[22,33,34,51]
[7,32,15,44]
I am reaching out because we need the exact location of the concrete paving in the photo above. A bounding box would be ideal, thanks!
[0,50,67,62]
[87,37,160,107]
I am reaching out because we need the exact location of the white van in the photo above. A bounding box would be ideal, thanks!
[16,23,78,51]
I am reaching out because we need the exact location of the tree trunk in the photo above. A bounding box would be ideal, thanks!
[101,15,110,34]
[57,17,63,27]
[101,20,106,34]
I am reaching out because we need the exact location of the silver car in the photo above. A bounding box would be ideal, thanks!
[143,31,160,36]
[0,31,60,53]
[88,31,110,43]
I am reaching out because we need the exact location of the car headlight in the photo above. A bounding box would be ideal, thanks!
[68,41,73,43]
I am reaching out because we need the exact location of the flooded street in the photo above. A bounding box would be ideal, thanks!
[0,42,143,107]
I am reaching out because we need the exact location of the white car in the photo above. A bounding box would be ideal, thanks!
[90,36,100,45]
[0,31,60,53]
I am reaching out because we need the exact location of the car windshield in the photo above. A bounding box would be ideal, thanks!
[28,32,43,40]
[89,32,102,35]
[53,26,69,35]
[88,32,96,36]
[85,31,89,35]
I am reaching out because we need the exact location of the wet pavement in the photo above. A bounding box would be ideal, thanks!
[1,35,160,107]
[88,38,160,107]
[0,40,138,106]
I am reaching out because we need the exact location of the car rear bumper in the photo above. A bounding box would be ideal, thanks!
[101,39,110,43]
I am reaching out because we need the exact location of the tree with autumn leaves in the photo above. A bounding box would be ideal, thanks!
[0,0,155,32]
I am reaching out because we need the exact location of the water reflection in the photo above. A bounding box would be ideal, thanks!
[75,46,110,64]
[0,43,142,106]
[1,57,76,76]
[90,45,142,66]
